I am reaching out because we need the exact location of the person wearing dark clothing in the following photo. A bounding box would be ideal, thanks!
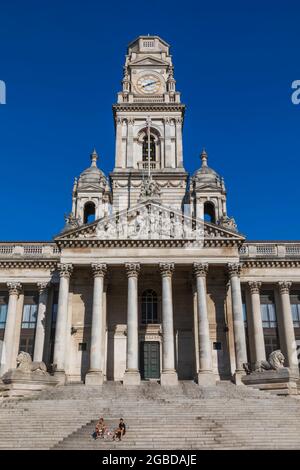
[113,418,126,441]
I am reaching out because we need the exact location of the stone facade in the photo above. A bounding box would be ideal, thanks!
[0,36,300,387]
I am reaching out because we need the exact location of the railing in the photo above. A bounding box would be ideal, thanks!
[239,243,300,258]
[133,96,165,103]
[0,243,60,257]
[137,161,160,170]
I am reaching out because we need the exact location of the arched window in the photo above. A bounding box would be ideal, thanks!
[204,201,216,223]
[142,135,156,162]
[141,289,158,324]
[84,202,96,224]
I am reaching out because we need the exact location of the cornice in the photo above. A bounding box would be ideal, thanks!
[113,103,185,113]
[242,260,300,268]
[0,260,58,269]
[56,238,241,249]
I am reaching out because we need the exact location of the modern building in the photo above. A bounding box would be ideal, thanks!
[0,36,299,388]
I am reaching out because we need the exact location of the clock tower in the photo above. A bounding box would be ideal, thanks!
[110,35,188,211]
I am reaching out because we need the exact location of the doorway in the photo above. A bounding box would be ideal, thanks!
[140,341,160,380]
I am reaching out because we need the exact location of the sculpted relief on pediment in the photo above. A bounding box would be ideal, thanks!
[94,203,204,241]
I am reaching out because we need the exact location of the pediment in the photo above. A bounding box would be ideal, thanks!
[78,184,106,192]
[55,201,245,247]
[131,56,169,67]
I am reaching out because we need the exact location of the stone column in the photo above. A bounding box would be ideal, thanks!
[33,282,49,363]
[53,263,73,383]
[228,263,248,384]
[278,281,299,374]
[85,263,107,385]
[159,263,178,386]
[164,117,172,168]
[123,263,141,385]
[248,281,266,364]
[193,263,215,386]
[115,117,124,168]
[0,283,22,376]
[192,283,200,377]
[175,117,183,168]
[126,118,134,168]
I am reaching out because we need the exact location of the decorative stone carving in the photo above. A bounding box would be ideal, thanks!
[139,176,161,202]
[91,263,107,277]
[193,263,208,278]
[243,350,285,374]
[95,203,203,242]
[37,282,49,294]
[278,281,292,294]
[7,282,22,295]
[228,263,242,278]
[125,263,140,277]
[219,214,238,232]
[62,212,81,232]
[57,263,73,279]
[159,263,175,277]
[16,351,47,374]
[248,281,261,294]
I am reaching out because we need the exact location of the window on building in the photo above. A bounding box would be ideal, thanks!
[0,293,8,330]
[19,292,38,356]
[142,135,156,162]
[21,304,38,329]
[204,201,216,223]
[291,292,300,327]
[242,292,247,326]
[83,201,96,224]
[260,291,279,358]
[49,290,59,364]
[141,289,158,324]
[260,292,277,328]
[264,336,280,359]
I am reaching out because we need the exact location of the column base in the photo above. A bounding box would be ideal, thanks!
[160,370,178,386]
[85,370,104,386]
[123,370,141,386]
[54,370,66,385]
[233,370,246,385]
[197,371,216,387]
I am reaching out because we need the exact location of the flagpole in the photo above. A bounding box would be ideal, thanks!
[147,115,151,180]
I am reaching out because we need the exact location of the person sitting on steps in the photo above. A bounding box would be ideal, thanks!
[92,417,106,439]
[113,418,126,441]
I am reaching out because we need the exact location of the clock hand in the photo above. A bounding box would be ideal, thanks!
[142,81,158,88]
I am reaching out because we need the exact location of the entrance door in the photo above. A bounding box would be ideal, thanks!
[140,341,160,380]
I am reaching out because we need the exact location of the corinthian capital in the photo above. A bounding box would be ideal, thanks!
[159,263,175,277]
[228,263,242,278]
[125,263,140,278]
[37,282,49,294]
[91,263,107,277]
[278,281,292,295]
[248,281,261,294]
[193,262,208,278]
[7,282,22,295]
[57,263,73,279]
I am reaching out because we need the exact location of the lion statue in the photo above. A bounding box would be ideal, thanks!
[243,350,285,374]
[16,351,47,374]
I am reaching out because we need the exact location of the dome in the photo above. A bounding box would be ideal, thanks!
[77,150,108,189]
[192,149,224,190]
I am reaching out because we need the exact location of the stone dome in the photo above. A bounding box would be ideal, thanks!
[192,149,224,190]
[77,150,108,189]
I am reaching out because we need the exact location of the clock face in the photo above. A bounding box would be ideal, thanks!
[136,74,162,94]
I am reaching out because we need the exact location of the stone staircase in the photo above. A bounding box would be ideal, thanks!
[1,381,300,449]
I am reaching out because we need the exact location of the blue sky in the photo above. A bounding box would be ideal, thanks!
[0,0,299,240]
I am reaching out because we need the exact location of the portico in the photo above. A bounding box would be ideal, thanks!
[0,36,300,393]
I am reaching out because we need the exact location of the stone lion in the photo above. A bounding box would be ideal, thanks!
[16,351,47,374]
[243,349,285,374]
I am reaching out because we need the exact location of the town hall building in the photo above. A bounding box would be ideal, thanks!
[0,36,300,389]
